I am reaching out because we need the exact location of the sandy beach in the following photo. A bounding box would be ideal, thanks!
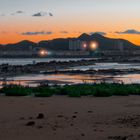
[0,96,140,140]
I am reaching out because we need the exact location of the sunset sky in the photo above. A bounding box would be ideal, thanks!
[0,0,140,45]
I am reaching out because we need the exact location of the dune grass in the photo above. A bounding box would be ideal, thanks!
[0,83,140,97]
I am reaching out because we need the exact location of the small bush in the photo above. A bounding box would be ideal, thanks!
[93,88,112,97]
[34,87,54,97]
[54,87,68,95]
[2,85,31,96]
[113,88,129,96]
[67,88,81,97]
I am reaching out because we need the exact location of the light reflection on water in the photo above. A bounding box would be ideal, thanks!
[114,74,140,84]
[0,73,140,87]
[0,62,140,87]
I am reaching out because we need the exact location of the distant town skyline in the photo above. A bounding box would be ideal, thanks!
[0,0,140,45]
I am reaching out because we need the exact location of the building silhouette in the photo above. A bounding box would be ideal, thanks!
[69,40,87,51]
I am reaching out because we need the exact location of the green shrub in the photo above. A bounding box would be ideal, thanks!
[112,87,129,96]
[1,83,140,98]
[2,85,31,96]
[54,87,68,95]
[127,85,140,95]
[34,87,54,97]
[93,88,112,97]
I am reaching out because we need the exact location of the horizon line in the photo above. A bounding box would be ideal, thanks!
[0,33,139,46]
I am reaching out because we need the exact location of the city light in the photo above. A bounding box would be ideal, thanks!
[90,41,98,50]
[83,43,87,48]
[39,50,48,56]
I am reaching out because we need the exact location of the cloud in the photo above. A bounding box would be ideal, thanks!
[1,12,23,16]
[60,31,69,34]
[16,11,24,14]
[89,32,107,36]
[11,11,24,15]
[116,29,140,35]
[32,12,47,17]
[32,12,53,17]
[49,12,53,17]
[21,31,53,35]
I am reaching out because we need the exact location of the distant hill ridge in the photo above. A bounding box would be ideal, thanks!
[0,33,139,51]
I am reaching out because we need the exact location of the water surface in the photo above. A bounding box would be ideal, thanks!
[0,58,93,65]
[1,73,140,87]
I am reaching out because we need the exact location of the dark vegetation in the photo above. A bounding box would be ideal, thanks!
[0,85,32,96]
[0,83,140,97]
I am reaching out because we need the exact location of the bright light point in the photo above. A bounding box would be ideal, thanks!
[83,43,87,48]
[90,41,98,50]
[39,50,48,56]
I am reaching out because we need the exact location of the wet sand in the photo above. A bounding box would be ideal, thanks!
[0,96,140,140]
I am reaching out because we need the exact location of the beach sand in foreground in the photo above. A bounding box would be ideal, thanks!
[0,96,140,140]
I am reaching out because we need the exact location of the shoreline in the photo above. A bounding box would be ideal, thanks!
[0,59,140,78]
[0,69,140,87]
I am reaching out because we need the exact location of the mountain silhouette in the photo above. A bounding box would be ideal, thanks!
[78,33,139,50]
[0,40,38,51]
[78,33,91,40]
[0,33,139,51]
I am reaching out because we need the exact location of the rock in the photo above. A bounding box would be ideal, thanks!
[57,115,64,118]
[37,113,45,119]
[26,121,35,126]
[72,115,77,118]
[74,112,78,114]
[37,126,43,129]
[81,133,85,136]
[70,123,74,126]
[29,117,33,120]
[88,111,93,113]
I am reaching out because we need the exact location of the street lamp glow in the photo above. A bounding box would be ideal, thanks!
[90,41,98,50]
[39,50,48,56]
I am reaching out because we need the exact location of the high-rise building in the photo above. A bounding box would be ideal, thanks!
[115,40,124,51]
[69,40,87,51]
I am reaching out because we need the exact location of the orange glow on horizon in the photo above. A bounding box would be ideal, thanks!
[0,32,140,46]
[1,6,140,46]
